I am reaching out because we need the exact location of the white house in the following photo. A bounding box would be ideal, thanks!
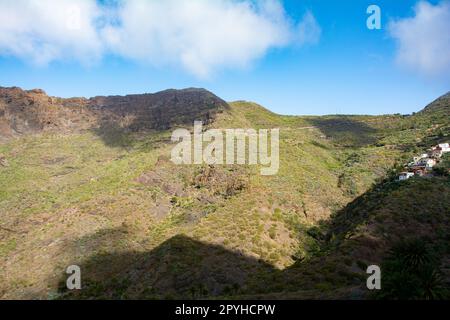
[413,154,429,163]
[417,158,437,169]
[399,172,414,181]
[413,154,429,162]
[438,143,450,153]
[429,148,443,159]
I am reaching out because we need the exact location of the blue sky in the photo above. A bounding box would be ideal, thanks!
[0,0,449,115]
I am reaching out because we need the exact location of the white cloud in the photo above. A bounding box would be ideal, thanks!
[102,0,293,77]
[388,1,450,77]
[0,0,321,77]
[0,0,103,65]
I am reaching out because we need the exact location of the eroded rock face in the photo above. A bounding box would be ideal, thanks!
[0,86,229,137]
[0,87,93,136]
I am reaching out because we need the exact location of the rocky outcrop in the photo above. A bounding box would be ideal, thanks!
[0,86,229,137]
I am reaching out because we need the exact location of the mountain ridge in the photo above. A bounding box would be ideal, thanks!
[1,86,449,140]
[421,91,450,114]
[0,86,228,137]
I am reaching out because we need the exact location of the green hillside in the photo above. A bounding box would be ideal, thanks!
[0,95,449,299]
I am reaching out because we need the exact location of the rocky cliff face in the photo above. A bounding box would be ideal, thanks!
[0,86,228,138]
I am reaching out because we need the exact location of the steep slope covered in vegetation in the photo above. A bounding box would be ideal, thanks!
[0,88,449,299]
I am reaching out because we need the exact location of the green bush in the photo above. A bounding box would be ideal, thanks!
[376,239,448,300]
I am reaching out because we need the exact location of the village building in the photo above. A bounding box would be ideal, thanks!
[438,143,450,152]
[399,172,414,181]
[429,144,450,158]
[413,154,429,163]
[429,147,443,159]
[412,167,427,177]
[398,142,448,181]
[418,158,437,169]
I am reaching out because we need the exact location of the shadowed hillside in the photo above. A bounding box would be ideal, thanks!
[57,234,275,300]
[55,177,449,300]
[308,116,379,147]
